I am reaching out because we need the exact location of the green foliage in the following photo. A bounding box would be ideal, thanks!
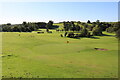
[7,23,11,26]
[67,32,75,38]
[46,20,54,29]
[106,22,119,33]
[77,21,81,24]
[2,22,47,32]
[75,25,81,31]
[82,23,88,28]
[63,21,70,31]
[96,20,100,24]
[87,25,94,31]
[22,21,27,25]
[106,27,116,33]
[87,20,91,24]
[86,32,91,37]
[116,29,120,39]
[80,28,88,37]
[92,25,102,36]
[63,21,81,31]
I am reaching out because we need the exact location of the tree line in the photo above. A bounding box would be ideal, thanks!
[0,20,120,39]
[62,20,120,39]
[0,20,58,32]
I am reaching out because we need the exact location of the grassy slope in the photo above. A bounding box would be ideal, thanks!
[2,30,118,78]
[53,22,90,30]
[53,23,64,30]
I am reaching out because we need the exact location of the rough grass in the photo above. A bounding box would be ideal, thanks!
[2,30,118,78]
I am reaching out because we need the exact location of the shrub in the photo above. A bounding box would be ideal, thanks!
[86,32,91,38]
[106,27,118,33]
[116,29,120,40]
[79,28,88,37]
[92,25,102,36]
[67,32,75,38]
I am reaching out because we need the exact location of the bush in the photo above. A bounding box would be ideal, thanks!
[79,28,88,37]
[92,26,102,36]
[86,32,91,38]
[106,27,118,33]
[88,25,94,31]
[116,29,120,40]
[67,32,75,38]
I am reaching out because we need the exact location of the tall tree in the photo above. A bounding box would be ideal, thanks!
[46,20,53,32]
[116,29,120,40]
[92,25,102,36]
[96,20,100,24]
[87,20,91,24]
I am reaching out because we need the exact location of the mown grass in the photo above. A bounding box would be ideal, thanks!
[53,23,64,30]
[2,30,118,78]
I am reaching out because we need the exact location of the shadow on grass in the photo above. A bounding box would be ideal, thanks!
[66,36,100,39]
[89,36,100,39]
[66,33,115,40]
[66,37,81,39]
[74,37,81,39]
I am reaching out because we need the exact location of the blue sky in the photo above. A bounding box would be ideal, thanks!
[1,2,118,24]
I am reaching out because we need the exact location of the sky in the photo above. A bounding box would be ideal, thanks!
[0,2,118,24]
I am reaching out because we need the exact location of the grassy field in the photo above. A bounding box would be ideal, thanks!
[53,23,85,30]
[2,30,118,78]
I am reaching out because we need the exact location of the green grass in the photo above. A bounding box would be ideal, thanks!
[2,30,118,78]
[53,22,91,30]
[53,23,64,30]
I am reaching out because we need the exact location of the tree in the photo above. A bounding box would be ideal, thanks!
[75,25,81,31]
[106,27,115,33]
[7,23,11,26]
[70,21,76,31]
[46,20,53,32]
[67,32,74,38]
[83,23,88,28]
[63,21,70,31]
[115,22,120,39]
[116,29,120,40]
[92,25,102,36]
[77,21,81,24]
[96,20,100,25]
[71,26,76,31]
[22,21,27,25]
[86,32,91,38]
[99,22,110,31]
[1,21,48,32]
[79,28,88,37]
[88,24,95,31]
[106,22,120,33]
[87,20,91,24]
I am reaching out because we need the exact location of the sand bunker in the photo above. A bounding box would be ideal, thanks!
[94,48,108,51]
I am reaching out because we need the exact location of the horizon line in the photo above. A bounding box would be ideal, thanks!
[0,20,118,25]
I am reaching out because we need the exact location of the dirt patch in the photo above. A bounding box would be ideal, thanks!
[94,48,108,51]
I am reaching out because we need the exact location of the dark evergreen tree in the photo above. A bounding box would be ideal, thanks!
[87,20,91,24]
